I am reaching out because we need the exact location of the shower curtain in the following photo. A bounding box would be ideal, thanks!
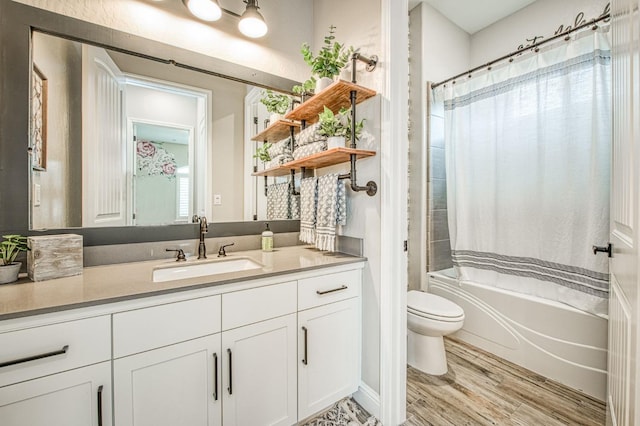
[434,28,611,316]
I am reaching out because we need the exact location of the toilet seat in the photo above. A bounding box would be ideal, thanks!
[407,290,464,322]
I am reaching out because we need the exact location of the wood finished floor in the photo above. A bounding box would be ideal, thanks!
[404,337,606,426]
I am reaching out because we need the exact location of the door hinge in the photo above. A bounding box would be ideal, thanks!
[253,165,258,173]
[253,214,258,221]
[253,117,258,125]
[404,240,408,252]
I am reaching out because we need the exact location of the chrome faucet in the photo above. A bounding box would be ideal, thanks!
[197,216,208,259]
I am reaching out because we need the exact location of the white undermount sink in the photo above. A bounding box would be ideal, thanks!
[152,257,263,283]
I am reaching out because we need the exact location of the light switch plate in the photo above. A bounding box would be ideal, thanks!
[213,194,222,205]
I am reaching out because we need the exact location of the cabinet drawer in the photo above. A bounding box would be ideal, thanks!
[113,295,221,358]
[222,281,297,330]
[298,269,361,310]
[0,315,110,387]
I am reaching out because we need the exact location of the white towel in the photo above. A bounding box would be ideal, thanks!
[315,174,346,252]
[299,177,318,244]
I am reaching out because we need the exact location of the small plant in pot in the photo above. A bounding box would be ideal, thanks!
[253,142,272,167]
[0,234,27,284]
[292,77,316,102]
[260,90,291,123]
[318,106,347,149]
[301,25,354,93]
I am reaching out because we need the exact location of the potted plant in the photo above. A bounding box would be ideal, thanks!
[260,90,291,123]
[0,234,27,284]
[318,106,347,149]
[301,25,354,93]
[253,142,272,166]
[343,107,365,145]
[292,77,316,102]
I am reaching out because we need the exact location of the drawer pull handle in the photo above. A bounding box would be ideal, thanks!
[227,348,233,395]
[316,285,348,295]
[302,326,308,365]
[97,385,104,426]
[0,344,69,368]
[213,353,218,401]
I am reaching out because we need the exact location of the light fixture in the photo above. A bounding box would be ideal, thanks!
[238,0,268,38]
[183,0,222,22]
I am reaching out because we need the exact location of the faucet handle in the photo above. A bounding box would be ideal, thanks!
[166,248,187,261]
[218,242,235,257]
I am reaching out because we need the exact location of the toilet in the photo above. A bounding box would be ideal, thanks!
[407,290,465,375]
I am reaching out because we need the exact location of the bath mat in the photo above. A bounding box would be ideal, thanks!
[300,398,382,426]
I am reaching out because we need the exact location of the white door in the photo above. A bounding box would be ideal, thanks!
[298,298,360,420]
[0,361,111,426]
[607,1,639,424]
[222,313,297,426]
[113,334,221,426]
[82,44,127,227]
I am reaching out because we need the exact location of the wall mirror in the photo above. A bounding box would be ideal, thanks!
[0,1,301,243]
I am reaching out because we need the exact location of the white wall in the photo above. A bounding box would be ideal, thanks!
[31,32,83,229]
[13,0,313,82]
[312,0,383,399]
[471,0,610,67]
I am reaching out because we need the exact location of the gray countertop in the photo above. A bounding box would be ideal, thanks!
[0,246,365,320]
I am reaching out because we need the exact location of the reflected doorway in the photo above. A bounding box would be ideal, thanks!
[132,122,192,226]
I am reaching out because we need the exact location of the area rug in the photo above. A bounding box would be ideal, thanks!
[300,398,382,426]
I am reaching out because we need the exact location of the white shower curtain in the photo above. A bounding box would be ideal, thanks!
[434,28,611,316]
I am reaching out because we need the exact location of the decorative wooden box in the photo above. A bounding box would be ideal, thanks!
[27,234,83,282]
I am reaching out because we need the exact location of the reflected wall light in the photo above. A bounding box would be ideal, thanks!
[183,0,222,21]
[182,0,268,38]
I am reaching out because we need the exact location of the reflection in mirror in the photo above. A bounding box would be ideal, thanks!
[29,31,296,230]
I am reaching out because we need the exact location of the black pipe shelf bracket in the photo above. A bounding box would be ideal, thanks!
[346,52,378,197]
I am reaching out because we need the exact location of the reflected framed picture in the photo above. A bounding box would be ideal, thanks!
[31,64,47,171]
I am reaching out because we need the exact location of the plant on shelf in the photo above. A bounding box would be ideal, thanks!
[318,106,349,149]
[253,143,272,164]
[342,107,365,142]
[301,25,354,92]
[292,77,316,101]
[260,90,291,121]
[0,234,27,284]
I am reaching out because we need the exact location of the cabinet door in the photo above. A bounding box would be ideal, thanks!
[298,298,360,420]
[0,361,111,426]
[222,313,297,426]
[113,334,221,426]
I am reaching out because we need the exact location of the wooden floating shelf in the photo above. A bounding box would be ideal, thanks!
[251,119,300,143]
[285,80,377,124]
[252,147,376,177]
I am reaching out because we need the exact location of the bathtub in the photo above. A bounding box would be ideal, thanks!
[428,268,608,401]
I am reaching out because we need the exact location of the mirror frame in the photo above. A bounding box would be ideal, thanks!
[0,0,301,244]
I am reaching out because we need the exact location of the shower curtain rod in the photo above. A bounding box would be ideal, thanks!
[431,13,611,89]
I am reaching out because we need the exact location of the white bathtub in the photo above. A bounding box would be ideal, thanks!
[428,268,608,401]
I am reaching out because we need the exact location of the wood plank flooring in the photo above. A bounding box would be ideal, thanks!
[405,337,606,426]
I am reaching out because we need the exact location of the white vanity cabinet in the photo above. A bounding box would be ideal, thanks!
[0,315,112,426]
[112,295,222,426]
[0,261,364,426]
[221,281,298,426]
[297,269,362,420]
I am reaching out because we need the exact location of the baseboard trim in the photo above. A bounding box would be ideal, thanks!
[353,382,380,419]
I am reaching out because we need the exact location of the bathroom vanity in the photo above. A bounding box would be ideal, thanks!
[0,246,365,426]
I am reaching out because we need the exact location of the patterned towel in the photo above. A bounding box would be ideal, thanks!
[267,137,292,158]
[299,177,318,244]
[296,122,327,146]
[267,182,291,219]
[265,153,294,169]
[315,174,346,252]
[293,140,327,160]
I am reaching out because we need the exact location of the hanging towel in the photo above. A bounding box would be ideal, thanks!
[315,174,346,252]
[299,177,318,244]
[266,182,290,220]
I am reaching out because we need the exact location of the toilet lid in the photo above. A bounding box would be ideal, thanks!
[407,290,464,319]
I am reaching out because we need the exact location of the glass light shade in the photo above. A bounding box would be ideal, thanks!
[184,0,222,22]
[238,5,268,38]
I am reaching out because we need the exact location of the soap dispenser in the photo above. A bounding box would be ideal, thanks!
[261,223,273,252]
